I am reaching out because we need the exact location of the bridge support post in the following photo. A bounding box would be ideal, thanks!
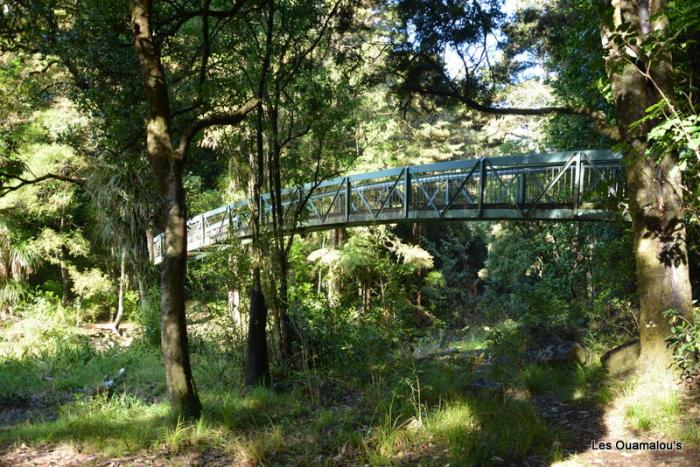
[403,168,411,218]
[445,178,450,207]
[478,159,486,218]
[574,152,582,216]
[517,173,526,206]
[345,177,351,222]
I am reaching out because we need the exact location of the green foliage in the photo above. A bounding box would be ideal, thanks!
[477,222,635,349]
[664,308,700,381]
[2,0,696,463]
[69,267,112,301]
[422,224,487,324]
[0,219,37,316]
[184,174,222,217]
[135,287,161,348]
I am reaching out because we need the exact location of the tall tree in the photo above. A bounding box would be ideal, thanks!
[130,0,257,416]
[1,0,259,418]
[600,0,693,364]
[384,0,694,366]
[231,0,360,377]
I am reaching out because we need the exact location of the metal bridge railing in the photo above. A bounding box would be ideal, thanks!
[153,150,624,264]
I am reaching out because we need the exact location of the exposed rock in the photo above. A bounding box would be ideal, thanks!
[601,340,640,375]
[523,341,589,365]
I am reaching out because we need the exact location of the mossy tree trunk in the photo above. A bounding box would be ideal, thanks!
[602,0,693,366]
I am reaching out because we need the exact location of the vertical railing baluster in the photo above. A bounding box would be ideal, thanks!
[445,178,450,207]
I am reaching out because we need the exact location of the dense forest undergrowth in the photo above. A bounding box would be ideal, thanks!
[1,228,699,465]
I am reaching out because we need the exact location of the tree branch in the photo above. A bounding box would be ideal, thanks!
[278,0,343,88]
[0,172,84,197]
[157,0,247,39]
[406,83,621,141]
[177,98,260,157]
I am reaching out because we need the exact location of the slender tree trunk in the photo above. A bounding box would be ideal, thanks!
[158,165,201,415]
[602,0,693,367]
[228,287,243,333]
[246,269,270,386]
[131,0,201,418]
[264,33,295,364]
[59,215,72,306]
[245,0,274,386]
[246,143,271,385]
[362,278,371,314]
[327,228,345,306]
[145,225,155,263]
[138,274,147,304]
[59,254,71,306]
[276,258,293,361]
[110,250,127,335]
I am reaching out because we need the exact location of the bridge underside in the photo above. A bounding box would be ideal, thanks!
[154,150,626,264]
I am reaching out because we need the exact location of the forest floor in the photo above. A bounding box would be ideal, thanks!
[1,314,699,466]
[541,391,700,466]
[2,392,698,467]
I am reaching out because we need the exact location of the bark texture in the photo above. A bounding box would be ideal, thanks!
[602,0,693,366]
[131,0,201,419]
[245,278,271,386]
[131,0,256,412]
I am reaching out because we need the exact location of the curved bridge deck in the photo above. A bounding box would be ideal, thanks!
[154,150,624,264]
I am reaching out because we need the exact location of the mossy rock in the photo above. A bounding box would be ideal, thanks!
[601,340,640,375]
[528,342,589,365]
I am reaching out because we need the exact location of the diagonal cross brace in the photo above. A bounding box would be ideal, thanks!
[440,159,482,217]
[525,152,579,217]
[484,160,526,217]
[374,169,405,219]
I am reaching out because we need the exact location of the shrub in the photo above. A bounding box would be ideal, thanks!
[136,287,161,347]
[664,308,700,383]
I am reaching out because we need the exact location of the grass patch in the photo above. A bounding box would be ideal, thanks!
[616,366,700,445]
[520,363,606,401]
[2,394,172,456]
[1,317,649,464]
[364,396,558,465]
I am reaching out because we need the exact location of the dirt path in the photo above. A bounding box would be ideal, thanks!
[0,444,239,467]
[542,392,700,466]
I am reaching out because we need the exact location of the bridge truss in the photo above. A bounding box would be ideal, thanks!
[153,150,625,264]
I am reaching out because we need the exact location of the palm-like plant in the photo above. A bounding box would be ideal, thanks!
[86,153,159,334]
[0,220,36,320]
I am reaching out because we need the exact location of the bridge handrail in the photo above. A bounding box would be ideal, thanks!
[153,150,623,264]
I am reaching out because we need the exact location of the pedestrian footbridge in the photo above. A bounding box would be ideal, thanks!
[153,150,625,264]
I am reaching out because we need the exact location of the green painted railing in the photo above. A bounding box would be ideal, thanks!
[154,150,624,264]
